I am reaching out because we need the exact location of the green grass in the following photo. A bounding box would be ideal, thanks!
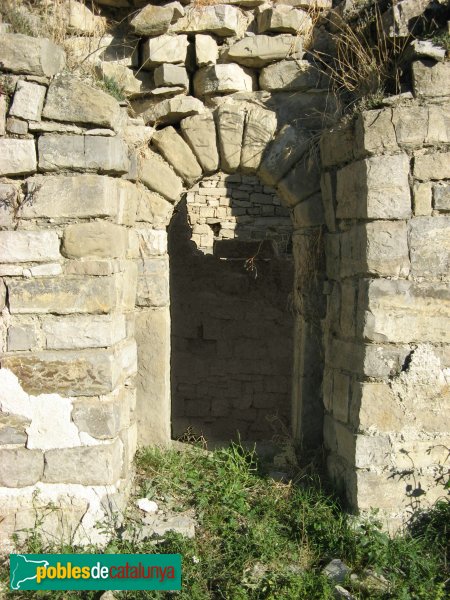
[1,443,448,599]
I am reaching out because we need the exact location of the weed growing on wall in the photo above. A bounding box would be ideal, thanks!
[2,443,448,599]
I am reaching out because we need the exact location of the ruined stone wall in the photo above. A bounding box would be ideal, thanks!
[320,59,450,526]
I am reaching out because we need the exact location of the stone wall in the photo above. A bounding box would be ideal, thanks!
[320,60,450,525]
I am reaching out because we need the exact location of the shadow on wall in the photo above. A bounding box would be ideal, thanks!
[169,196,295,443]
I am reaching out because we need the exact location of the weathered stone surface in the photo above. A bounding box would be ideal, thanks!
[0,413,28,446]
[43,314,126,350]
[0,231,60,263]
[9,80,46,121]
[336,154,411,219]
[62,222,128,259]
[136,190,173,227]
[358,279,450,343]
[320,122,354,167]
[21,175,136,224]
[8,324,37,351]
[43,76,121,128]
[72,395,127,439]
[130,2,183,36]
[409,217,450,277]
[259,124,311,186]
[434,183,450,211]
[136,257,169,307]
[195,34,219,66]
[95,62,142,96]
[171,4,241,36]
[0,95,6,136]
[180,113,219,173]
[38,135,129,174]
[152,127,202,184]
[154,64,189,89]
[414,152,450,181]
[6,117,28,135]
[391,105,428,147]
[216,104,246,172]
[139,150,183,202]
[292,194,324,227]
[141,35,188,69]
[277,157,320,207]
[0,34,65,76]
[258,5,312,34]
[412,60,450,98]
[142,96,205,126]
[381,0,431,37]
[228,34,303,67]
[341,221,409,278]
[354,109,398,156]
[241,107,277,173]
[259,59,322,91]
[0,448,43,487]
[413,181,432,215]
[62,0,105,34]
[136,308,171,445]
[194,64,256,96]
[7,276,122,315]
[135,229,167,257]
[409,39,446,62]
[0,139,37,176]
[44,438,122,485]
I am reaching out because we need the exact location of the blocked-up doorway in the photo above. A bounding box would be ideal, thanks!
[169,172,294,441]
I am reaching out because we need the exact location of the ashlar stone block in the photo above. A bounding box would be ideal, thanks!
[0,34,65,76]
[0,139,37,177]
[9,80,46,122]
[62,222,129,259]
[0,231,60,263]
[0,448,43,487]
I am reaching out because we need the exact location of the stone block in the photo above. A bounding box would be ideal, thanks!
[38,135,129,174]
[392,106,428,147]
[320,122,354,167]
[2,346,127,396]
[413,181,432,216]
[136,190,173,227]
[414,152,450,181]
[171,4,241,36]
[7,324,37,351]
[228,34,303,67]
[259,123,310,186]
[0,95,6,136]
[0,448,43,487]
[292,193,324,228]
[180,112,219,174]
[152,126,202,184]
[354,109,398,156]
[433,183,450,211]
[0,34,65,76]
[7,275,124,315]
[0,139,37,176]
[0,413,29,446]
[141,35,188,69]
[216,104,246,172]
[412,59,450,98]
[63,0,106,34]
[340,221,409,278]
[336,154,411,220]
[9,80,46,122]
[62,222,128,259]
[427,105,450,145]
[332,371,350,423]
[278,156,321,207]
[135,229,167,257]
[409,216,450,277]
[136,257,169,307]
[0,280,6,311]
[0,230,60,263]
[381,0,431,37]
[43,76,121,128]
[194,64,256,96]
[351,382,403,433]
[6,117,28,135]
[142,96,205,126]
[195,34,218,66]
[154,64,188,89]
[241,106,277,173]
[72,395,127,440]
[139,149,183,202]
[258,5,312,34]
[358,279,450,343]
[95,62,142,97]
[42,314,127,350]
[259,59,322,91]
[22,175,137,225]
[44,438,122,485]
[130,2,183,36]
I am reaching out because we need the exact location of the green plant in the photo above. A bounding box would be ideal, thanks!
[97,75,127,102]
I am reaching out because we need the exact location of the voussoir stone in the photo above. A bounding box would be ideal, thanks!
[0,139,37,176]
[171,4,241,36]
[194,64,256,96]
[180,112,219,173]
[142,96,205,126]
[130,2,184,36]
[278,156,321,207]
[0,448,44,487]
[141,34,188,69]
[0,34,65,76]
[139,149,184,202]
[43,76,122,128]
[241,106,277,173]
[228,34,303,67]
[152,127,202,184]
[216,104,246,172]
[259,59,323,91]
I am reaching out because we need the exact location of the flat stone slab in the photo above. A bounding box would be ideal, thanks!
[228,34,303,67]
[0,33,65,76]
